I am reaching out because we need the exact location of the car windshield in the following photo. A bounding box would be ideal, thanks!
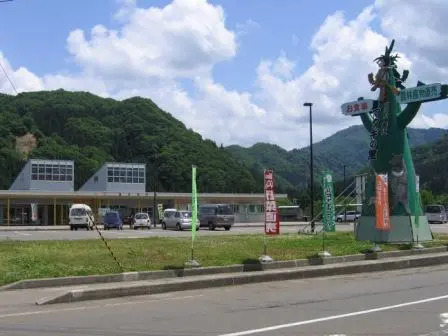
[426,205,442,213]
[180,211,192,218]
[135,213,148,219]
[70,208,86,216]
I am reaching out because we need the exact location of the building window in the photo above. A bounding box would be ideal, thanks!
[31,163,73,182]
[106,166,145,184]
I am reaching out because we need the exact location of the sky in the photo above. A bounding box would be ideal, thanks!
[1,0,448,150]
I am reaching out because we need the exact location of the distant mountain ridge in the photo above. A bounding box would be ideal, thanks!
[227,125,448,193]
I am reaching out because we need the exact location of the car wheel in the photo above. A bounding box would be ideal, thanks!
[162,223,166,230]
[224,226,231,231]
[176,223,182,231]
[337,218,342,222]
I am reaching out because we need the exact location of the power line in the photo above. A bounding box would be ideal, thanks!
[0,0,18,93]
[0,60,18,94]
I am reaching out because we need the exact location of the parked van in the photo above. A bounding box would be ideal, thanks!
[199,204,235,230]
[69,204,95,231]
[425,204,447,224]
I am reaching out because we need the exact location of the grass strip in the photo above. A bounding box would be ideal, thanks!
[1,232,446,286]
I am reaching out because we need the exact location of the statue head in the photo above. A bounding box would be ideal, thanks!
[374,39,400,68]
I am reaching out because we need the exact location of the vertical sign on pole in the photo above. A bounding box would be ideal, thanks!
[375,174,391,231]
[264,169,279,235]
[259,169,277,263]
[322,171,336,233]
[320,171,335,257]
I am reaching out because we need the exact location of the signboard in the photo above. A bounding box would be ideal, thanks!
[322,171,336,232]
[264,169,279,235]
[341,99,377,116]
[375,174,391,231]
[397,83,447,104]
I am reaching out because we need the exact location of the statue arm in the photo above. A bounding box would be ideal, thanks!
[397,101,422,128]
[360,112,373,132]
[397,81,425,128]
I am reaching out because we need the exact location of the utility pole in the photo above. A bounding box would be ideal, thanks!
[303,102,314,232]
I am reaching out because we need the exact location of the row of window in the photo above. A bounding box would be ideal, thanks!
[107,167,145,184]
[107,176,145,184]
[31,164,73,182]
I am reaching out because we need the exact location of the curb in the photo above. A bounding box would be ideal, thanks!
[36,251,448,305]
[3,246,446,291]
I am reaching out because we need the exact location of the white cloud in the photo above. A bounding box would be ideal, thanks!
[1,0,448,150]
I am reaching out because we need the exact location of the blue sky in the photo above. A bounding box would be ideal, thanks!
[0,0,447,149]
[0,0,374,91]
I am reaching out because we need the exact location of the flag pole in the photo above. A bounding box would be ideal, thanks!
[185,165,201,267]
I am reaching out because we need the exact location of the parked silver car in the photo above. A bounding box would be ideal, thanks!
[161,210,198,231]
[130,212,152,229]
[336,211,360,222]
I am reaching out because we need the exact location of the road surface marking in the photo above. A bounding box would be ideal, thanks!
[216,293,448,336]
[0,294,203,319]
[13,231,32,236]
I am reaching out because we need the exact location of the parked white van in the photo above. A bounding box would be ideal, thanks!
[425,204,447,224]
[69,204,95,231]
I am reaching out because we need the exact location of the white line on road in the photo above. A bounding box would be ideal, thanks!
[216,293,448,336]
[0,294,203,319]
[13,231,31,236]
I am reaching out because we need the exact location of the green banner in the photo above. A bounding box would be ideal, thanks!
[191,165,198,242]
[322,171,336,232]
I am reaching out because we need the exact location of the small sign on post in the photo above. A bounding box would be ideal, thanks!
[341,99,378,116]
[397,83,448,104]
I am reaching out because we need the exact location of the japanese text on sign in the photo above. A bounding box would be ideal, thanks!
[341,99,376,116]
[321,172,335,232]
[368,106,381,160]
[398,83,442,104]
[264,169,279,235]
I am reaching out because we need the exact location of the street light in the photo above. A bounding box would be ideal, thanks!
[303,102,315,233]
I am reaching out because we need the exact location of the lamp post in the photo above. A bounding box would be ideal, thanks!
[151,149,159,228]
[303,102,314,233]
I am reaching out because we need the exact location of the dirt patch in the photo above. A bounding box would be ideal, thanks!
[15,133,37,158]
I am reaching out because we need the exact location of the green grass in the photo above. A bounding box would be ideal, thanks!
[0,232,447,286]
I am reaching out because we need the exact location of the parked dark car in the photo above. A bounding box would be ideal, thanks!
[103,211,123,230]
[199,204,234,230]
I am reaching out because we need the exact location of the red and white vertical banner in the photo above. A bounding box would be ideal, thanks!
[375,174,391,231]
[264,169,280,235]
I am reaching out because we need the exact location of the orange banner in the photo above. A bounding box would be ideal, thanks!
[375,174,391,231]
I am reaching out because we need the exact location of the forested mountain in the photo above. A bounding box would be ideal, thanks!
[414,133,448,194]
[227,125,447,194]
[0,89,446,197]
[0,90,259,193]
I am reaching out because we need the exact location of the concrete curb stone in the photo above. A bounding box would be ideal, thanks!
[35,251,448,305]
[3,246,446,292]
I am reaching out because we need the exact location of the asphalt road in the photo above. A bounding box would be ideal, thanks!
[0,224,353,241]
[1,222,448,241]
[1,265,448,335]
